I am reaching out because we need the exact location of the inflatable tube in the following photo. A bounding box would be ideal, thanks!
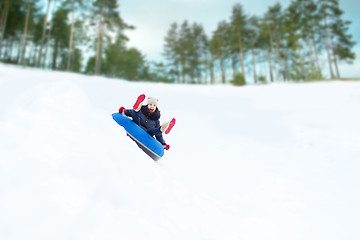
[112,113,164,161]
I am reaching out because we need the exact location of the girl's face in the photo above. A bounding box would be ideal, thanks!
[148,103,156,113]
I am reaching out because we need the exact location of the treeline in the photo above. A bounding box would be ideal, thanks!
[0,0,156,81]
[164,0,356,84]
[0,0,356,84]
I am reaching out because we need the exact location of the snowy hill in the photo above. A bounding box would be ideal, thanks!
[1,63,360,240]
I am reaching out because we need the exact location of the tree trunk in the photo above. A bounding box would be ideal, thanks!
[181,58,185,83]
[239,39,245,76]
[220,56,226,83]
[323,14,335,79]
[37,0,51,67]
[67,0,76,71]
[95,4,103,75]
[306,35,315,68]
[311,36,321,76]
[283,50,289,81]
[0,1,10,38]
[175,62,180,83]
[210,60,214,84]
[0,1,10,59]
[267,27,274,82]
[52,38,58,70]
[330,35,340,78]
[231,53,237,77]
[299,48,306,80]
[333,54,340,79]
[251,46,257,83]
[7,35,14,60]
[30,44,37,66]
[19,2,31,66]
[267,45,274,82]
[42,19,54,69]
[275,35,284,81]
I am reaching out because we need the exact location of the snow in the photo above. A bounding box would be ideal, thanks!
[1,63,360,240]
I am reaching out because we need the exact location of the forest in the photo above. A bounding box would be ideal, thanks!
[0,0,356,85]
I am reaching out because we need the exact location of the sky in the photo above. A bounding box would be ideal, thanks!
[120,0,359,78]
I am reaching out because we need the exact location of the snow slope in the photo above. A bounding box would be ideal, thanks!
[1,63,360,240]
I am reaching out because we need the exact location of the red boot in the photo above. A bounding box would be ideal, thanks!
[133,94,146,112]
[161,118,176,134]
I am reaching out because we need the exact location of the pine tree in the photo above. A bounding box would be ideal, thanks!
[188,22,207,83]
[19,0,40,66]
[37,0,51,67]
[0,0,10,58]
[64,0,85,72]
[285,0,322,81]
[50,6,70,70]
[178,20,191,83]
[263,3,285,81]
[230,3,247,77]
[92,0,132,75]
[318,0,342,79]
[18,1,31,65]
[247,16,260,83]
[1,1,26,62]
[210,21,231,83]
[163,22,180,83]
[328,10,356,78]
[331,19,356,65]
[102,33,127,78]
[259,16,274,82]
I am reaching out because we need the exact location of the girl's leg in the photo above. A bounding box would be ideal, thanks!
[132,110,141,125]
[147,127,166,145]
[146,127,162,137]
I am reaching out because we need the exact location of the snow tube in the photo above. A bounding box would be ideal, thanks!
[112,113,164,161]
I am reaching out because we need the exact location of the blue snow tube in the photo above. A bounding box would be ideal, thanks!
[112,113,164,161]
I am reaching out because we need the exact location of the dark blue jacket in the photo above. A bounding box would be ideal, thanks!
[125,106,166,145]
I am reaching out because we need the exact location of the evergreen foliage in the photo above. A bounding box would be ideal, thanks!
[0,0,356,83]
[231,72,246,86]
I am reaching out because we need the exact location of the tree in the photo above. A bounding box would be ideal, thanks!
[163,21,208,83]
[332,19,356,64]
[0,1,26,62]
[102,33,127,78]
[0,0,10,57]
[37,0,51,67]
[163,22,180,83]
[92,0,132,75]
[247,15,260,83]
[187,22,207,83]
[318,0,344,79]
[19,0,40,66]
[285,0,322,81]
[302,0,323,80]
[63,18,86,72]
[18,1,31,65]
[102,33,145,80]
[50,6,69,70]
[122,47,144,80]
[329,12,356,78]
[263,3,285,81]
[210,21,231,83]
[230,3,247,77]
[64,0,85,71]
[178,20,191,83]
[259,16,274,82]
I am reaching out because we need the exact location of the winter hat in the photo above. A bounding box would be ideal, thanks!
[147,97,158,106]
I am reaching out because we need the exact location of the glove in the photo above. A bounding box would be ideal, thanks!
[163,144,170,150]
[119,107,126,113]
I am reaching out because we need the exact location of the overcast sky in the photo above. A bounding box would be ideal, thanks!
[119,0,359,78]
